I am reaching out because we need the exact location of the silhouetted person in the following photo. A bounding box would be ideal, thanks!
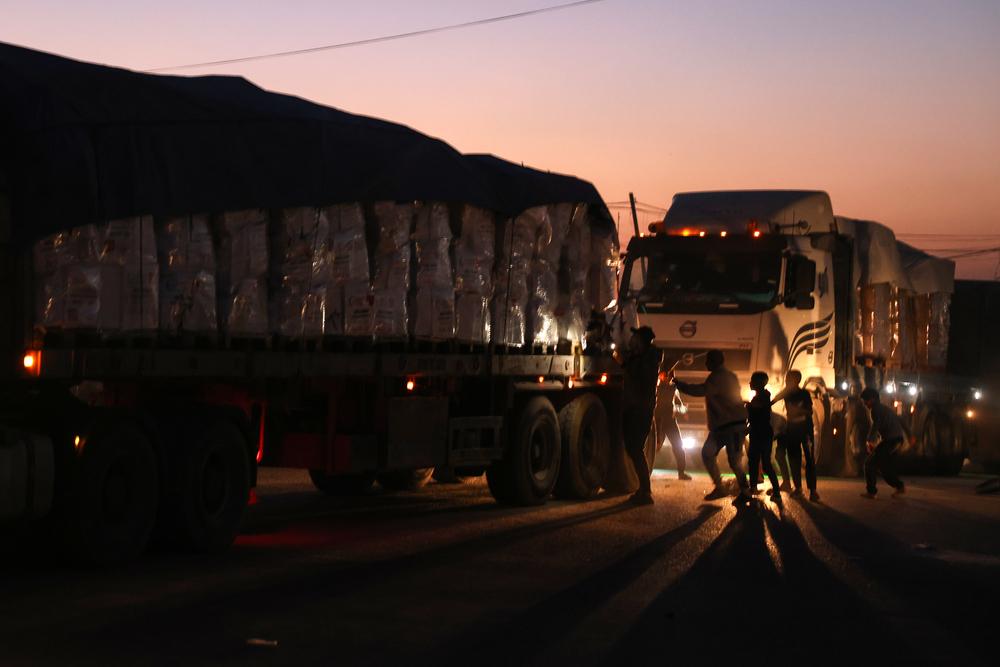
[619,326,660,505]
[860,387,912,498]
[671,349,749,501]
[772,370,819,502]
[746,372,782,508]
[647,356,691,481]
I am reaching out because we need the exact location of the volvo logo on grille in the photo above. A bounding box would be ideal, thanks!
[679,320,697,338]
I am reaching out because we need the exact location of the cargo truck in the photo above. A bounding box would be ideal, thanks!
[0,43,628,563]
[621,190,981,477]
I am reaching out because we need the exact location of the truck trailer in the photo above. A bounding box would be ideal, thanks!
[0,43,629,563]
[621,190,981,477]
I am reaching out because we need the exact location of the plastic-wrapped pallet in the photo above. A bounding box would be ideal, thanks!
[526,203,575,347]
[493,208,546,347]
[588,224,618,313]
[915,292,950,370]
[888,287,915,369]
[271,207,330,339]
[217,209,269,337]
[325,203,371,336]
[101,216,159,332]
[33,225,108,331]
[156,214,217,335]
[413,202,455,341]
[857,283,892,360]
[557,204,591,346]
[371,202,414,339]
[454,205,495,344]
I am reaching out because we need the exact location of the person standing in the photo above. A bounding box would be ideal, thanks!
[772,370,820,502]
[860,388,912,499]
[746,372,782,507]
[647,357,692,481]
[671,349,749,501]
[619,326,661,505]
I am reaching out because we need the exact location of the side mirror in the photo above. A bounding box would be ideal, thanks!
[784,255,817,310]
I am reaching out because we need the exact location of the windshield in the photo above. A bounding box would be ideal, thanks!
[624,242,782,314]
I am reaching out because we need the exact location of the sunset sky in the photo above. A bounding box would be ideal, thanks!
[4,0,999,277]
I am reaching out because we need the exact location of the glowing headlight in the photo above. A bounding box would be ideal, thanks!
[885,382,896,394]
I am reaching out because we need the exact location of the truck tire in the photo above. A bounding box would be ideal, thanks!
[378,468,434,491]
[554,394,610,499]
[925,411,964,476]
[169,421,249,553]
[487,396,561,506]
[65,422,158,565]
[309,470,376,496]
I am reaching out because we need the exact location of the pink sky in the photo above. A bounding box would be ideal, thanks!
[4,0,999,277]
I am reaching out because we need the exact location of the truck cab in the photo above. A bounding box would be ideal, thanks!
[619,191,843,458]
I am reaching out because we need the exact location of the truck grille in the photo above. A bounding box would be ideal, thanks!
[660,347,753,372]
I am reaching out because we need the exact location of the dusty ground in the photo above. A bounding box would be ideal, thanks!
[1,468,998,666]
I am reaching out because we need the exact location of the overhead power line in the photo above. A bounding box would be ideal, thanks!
[146,0,610,72]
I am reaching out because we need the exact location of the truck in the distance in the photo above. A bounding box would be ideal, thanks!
[0,42,628,564]
[620,190,981,476]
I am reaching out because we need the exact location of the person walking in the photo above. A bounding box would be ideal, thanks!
[772,370,820,502]
[619,326,661,505]
[860,387,912,499]
[671,349,749,501]
[746,372,782,508]
[647,357,692,481]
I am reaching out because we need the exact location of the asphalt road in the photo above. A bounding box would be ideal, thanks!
[2,469,998,666]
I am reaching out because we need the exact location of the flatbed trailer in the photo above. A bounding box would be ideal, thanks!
[3,328,624,564]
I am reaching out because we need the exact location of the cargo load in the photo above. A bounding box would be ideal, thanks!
[216,210,269,337]
[156,214,217,335]
[454,205,495,344]
[326,203,371,337]
[412,202,455,341]
[372,202,414,339]
[271,207,329,339]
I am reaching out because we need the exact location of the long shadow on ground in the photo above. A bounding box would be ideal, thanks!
[604,500,922,666]
[420,504,723,666]
[796,498,998,664]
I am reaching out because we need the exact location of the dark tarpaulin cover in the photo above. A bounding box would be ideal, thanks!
[0,41,498,245]
[466,153,614,235]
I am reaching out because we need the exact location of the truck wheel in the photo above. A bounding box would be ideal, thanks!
[65,422,158,565]
[170,421,249,553]
[487,396,561,506]
[554,394,610,499]
[309,470,376,496]
[378,468,434,491]
[925,412,963,476]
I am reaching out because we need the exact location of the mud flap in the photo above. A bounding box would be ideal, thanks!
[0,430,54,521]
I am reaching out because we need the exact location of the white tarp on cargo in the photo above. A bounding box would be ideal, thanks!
[834,216,911,290]
[897,242,955,295]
